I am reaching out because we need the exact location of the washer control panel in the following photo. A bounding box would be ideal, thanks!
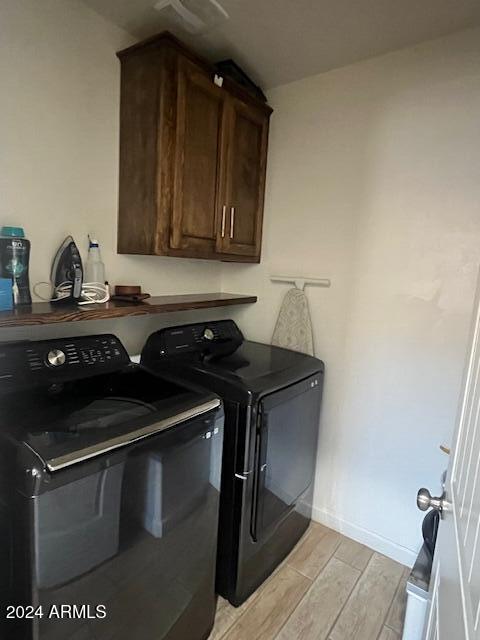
[0,334,130,391]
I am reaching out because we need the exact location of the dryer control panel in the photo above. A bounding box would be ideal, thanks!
[142,320,244,363]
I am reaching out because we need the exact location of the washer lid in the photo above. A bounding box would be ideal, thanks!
[43,397,220,472]
[1,366,220,472]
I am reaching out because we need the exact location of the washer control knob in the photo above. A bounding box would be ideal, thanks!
[47,349,66,367]
[203,328,215,341]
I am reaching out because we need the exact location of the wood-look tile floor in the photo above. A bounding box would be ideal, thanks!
[209,523,408,640]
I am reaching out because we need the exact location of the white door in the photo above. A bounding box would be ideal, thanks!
[423,276,480,639]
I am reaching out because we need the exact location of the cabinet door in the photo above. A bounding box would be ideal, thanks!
[170,57,226,256]
[217,98,269,260]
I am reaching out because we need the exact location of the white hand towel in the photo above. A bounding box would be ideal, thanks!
[271,287,314,355]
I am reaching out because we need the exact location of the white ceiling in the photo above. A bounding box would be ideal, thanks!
[82,0,480,89]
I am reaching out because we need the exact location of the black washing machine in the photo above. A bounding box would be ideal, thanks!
[0,334,223,640]
[141,320,324,606]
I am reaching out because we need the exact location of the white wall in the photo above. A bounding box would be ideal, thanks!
[0,0,224,352]
[222,27,480,565]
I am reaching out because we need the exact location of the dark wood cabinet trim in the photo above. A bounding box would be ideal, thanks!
[117,31,272,116]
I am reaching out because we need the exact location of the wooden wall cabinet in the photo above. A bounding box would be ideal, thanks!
[117,33,272,263]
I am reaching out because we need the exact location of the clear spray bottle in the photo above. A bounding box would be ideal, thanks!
[85,235,105,284]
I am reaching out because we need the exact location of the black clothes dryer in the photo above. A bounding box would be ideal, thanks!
[141,320,324,606]
[0,334,223,640]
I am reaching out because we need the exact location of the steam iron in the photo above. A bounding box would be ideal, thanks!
[51,236,83,303]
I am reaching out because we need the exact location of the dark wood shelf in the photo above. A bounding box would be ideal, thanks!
[0,293,257,328]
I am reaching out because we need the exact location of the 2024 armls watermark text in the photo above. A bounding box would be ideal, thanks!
[5,605,107,620]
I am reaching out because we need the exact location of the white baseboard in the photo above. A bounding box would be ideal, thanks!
[312,505,418,568]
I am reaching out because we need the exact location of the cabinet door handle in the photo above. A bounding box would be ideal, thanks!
[221,205,226,238]
[230,207,235,239]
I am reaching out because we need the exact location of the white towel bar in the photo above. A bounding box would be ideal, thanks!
[270,275,331,291]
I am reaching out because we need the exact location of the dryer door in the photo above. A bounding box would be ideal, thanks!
[251,373,322,541]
